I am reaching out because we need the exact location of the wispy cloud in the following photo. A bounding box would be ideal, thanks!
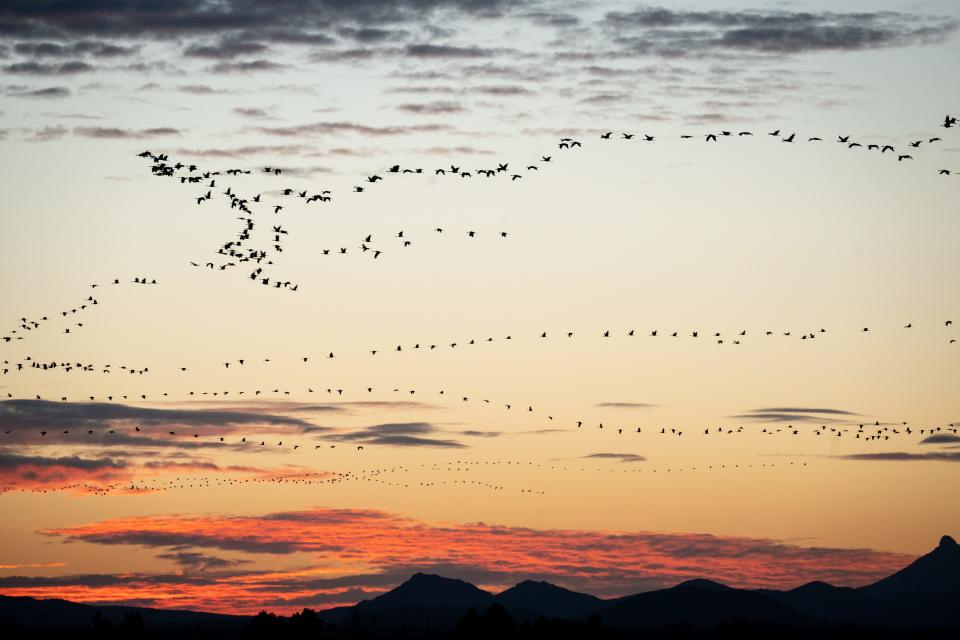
[20,505,912,613]
[583,453,646,463]
[838,452,960,463]
[596,402,657,409]
[734,407,860,423]
[329,422,466,448]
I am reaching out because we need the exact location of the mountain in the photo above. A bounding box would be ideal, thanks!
[319,573,494,631]
[858,534,960,627]
[763,581,891,626]
[359,573,493,611]
[593,579,807,629]
[3,535,958,634]
[0,595,246,633]
[494,580,603,619]
[864,535,960,596]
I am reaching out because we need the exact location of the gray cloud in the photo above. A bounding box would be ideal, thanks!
[5,85,70,98]
[403,43,497,58]
[13,40,137,58]
[0,1,513,42]
[0,399,318,432]
[602,8,958,56]
[396,100,465,114]
[233,107,271,118]
[156,551,251,573]
[919,434,960,445]
[338,27,408,43]
[73,126,182,139]
[583,452,646,464]
[0,452,126,471]
[330,422,466,448]
[26,124,68,140]
[176,83,232,94]
[3,60,94,74]
[254,120,453,137]
[173,144,315,158]
[183,38,269,60]
[734,407,859,423]
[838,452,960,462]
[209,59,285,74]
[596,402,657,409]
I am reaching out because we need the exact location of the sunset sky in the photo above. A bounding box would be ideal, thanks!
[1,0,959,615]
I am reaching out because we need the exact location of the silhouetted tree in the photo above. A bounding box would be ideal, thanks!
[91,610,112,636]
[455,608,480,637]
[247,610,285,638]
[117,611,145,638]
[289,608,324,638]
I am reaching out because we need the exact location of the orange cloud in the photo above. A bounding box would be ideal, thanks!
[0,452,326,494]
[0,506,913,614]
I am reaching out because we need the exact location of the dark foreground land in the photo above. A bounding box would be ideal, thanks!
[2,535,959,639]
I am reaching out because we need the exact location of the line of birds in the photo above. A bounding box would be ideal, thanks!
[0,454,815,497]
[142,154,513,292]
[3,318,955,378]
[136,114,958,292]
[3,380,956,450]
[2,277,158,344]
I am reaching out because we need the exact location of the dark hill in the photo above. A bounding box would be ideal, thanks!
[0,594,245,632]
[594,579,807,629]
[494,580,603,618]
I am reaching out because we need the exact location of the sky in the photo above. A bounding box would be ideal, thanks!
[1,0,959,615]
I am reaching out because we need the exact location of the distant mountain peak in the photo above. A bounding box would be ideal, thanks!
[863,534,960,596]
[672,578,731,591]
[359,572,493,611]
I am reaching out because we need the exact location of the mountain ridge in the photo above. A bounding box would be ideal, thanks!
[2,535,957,632]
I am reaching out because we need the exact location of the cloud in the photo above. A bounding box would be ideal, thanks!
[522,11,580,28]
[0,399,320,434]
[5,85,70,98]
[0,452,294,493]
[0,2,513,42]
[174,144,316,158]
[596,402,657,409]
[403,43,498,58]
[183,39,269,60]
[72,126,182,139]
[175,83,232,94]
[919,434,960,445]
[24,505,912,613]
[583,453,646,464]
[338,27,408,43]
[329,422,466,448]
[3,60,94,75]
[26,124,68,141]
[734,407,859,423]
[396,100,465,114]
[602,8,958,56]
[13,40,137,59]
[233,107,271,119]
[838,452,960,463]
[470,84,535,96]
[156,551,251,573]
[415,145,495,155]
[253,121,453,137]
[209,59,286,74]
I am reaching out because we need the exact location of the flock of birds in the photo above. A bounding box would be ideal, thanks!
[2,276,158,345]
[1,115,958,496]
[135,114,960,293]
[1,455,818,497]
[142,152,514,293]
[3,376,957,453]
[2,316,956,379]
